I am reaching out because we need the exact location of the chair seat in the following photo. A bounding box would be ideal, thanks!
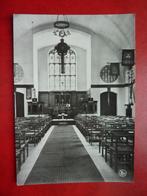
[110,145,133,152]
[16,149,21,156]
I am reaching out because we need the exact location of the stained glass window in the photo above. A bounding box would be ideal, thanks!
[49,48,76,91]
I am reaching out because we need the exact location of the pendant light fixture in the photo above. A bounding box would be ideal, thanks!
[53,15,71,74]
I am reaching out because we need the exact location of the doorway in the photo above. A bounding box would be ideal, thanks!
[16,92,24,117]
[100,91,117,116]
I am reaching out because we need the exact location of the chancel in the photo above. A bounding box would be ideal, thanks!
[13,14,135,185]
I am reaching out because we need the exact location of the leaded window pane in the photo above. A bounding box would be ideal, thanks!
[71,53,76,63]
[55,52,60,63]
[71,76,75,90]
[49,64,54,75]
[55,64,59,75]
[60,76,65,90]
[71,64,76,75]
[65,54,69,64]
[55,76,59,90]
[65,64,70,75]
[66,76,70,90]
[49,76,54,90]
[49,48,76,91]
[49,53,54,63]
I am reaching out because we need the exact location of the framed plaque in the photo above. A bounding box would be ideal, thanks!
[122,49,135,66]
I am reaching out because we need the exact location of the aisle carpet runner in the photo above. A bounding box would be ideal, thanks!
[25,125,104,184]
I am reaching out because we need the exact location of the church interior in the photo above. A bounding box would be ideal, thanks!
[14,14,135,184]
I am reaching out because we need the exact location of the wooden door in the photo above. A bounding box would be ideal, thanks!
[100,91,117,116]
[16,92,24,117]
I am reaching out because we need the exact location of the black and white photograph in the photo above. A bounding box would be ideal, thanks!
[13,14,135,185]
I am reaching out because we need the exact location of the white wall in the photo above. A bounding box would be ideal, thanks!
[91,33,127,84]
[33,28,91,96]
[14,31,33,84]
[14,21,135,117]
[13,23,132,88]
[91,87,129,116]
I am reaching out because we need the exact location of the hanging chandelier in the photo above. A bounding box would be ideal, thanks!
[53,15,71,73]
[53,15,71,38]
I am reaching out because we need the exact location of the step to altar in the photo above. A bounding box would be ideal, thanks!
[51,119,75,125]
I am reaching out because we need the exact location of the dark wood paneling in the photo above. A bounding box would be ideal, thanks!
[14,84,34,89]
[39,92,49,113]
[91,83,133,88]
[28,102,44,115]
[48,92,55,106]
[38,91,88,115]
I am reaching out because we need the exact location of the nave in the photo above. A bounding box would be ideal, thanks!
[25,125,103,184]
[16,115,134,185]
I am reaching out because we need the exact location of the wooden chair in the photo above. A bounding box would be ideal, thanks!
[109,131,134,172]
[88,122,102,152]
[16,149,21,172]
[15,130,29,172]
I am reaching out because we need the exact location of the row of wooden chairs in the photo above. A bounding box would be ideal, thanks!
[15,130,29,171]
[15,116,52,172]
[101,125,134,172]
[75,114,134,175]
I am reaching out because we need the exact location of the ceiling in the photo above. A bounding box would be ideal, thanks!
[13,14,135,48]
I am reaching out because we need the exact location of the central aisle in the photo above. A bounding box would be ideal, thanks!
[25,125,103,184]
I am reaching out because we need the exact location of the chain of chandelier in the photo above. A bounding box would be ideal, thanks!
[53,15,71,74]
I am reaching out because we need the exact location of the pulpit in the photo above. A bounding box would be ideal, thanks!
[28,102,44,115]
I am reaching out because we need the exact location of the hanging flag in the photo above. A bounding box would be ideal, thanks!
[122,49,135,66]
[110,63,120,75]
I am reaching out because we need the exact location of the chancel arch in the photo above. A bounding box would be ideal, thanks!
[33,28,91,97]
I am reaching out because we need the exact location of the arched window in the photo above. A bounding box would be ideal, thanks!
[48,48,76,91]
